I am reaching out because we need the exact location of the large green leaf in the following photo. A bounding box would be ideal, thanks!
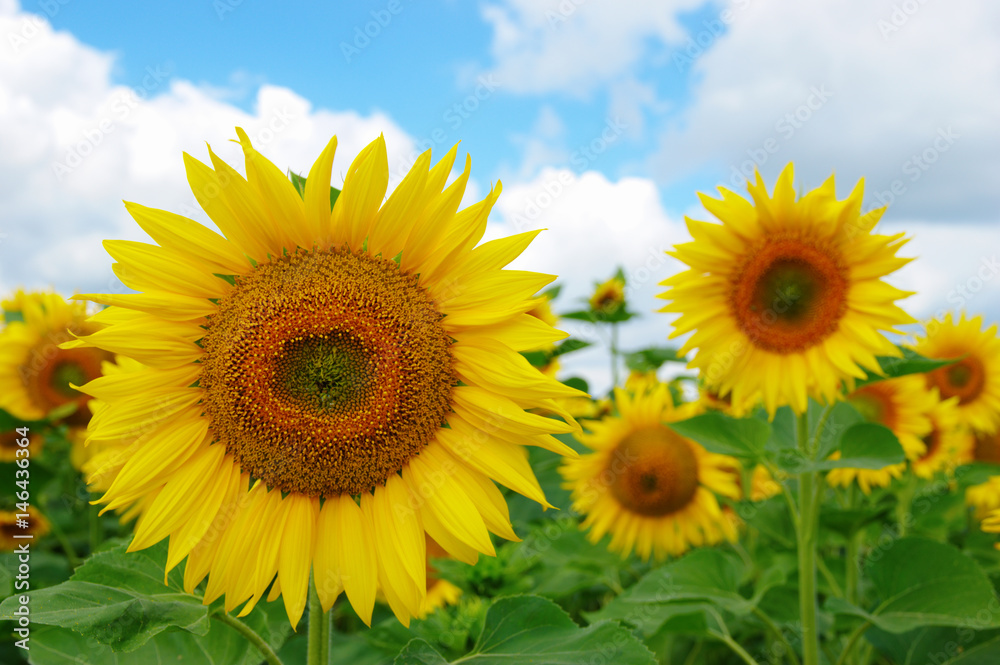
[0,544,206,651]
[856,347,958,386]
[777,423,905,473]
[828,538,1000,633]
[668,411,770,460]
[866,626,1000,665]
[394,595,655,665]
[624,346,684,372]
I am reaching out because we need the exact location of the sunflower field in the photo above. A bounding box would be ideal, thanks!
[2,134,1000,665]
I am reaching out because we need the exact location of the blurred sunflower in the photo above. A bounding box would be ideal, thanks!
[525,291,560,378]
[589,276,626,316]
[913,313,1000,434]
[980,507,1000,550]
[747,464,784,502]
[0,506,50,550]
[561,384,740,561]
[65,129,583,628]
[660,164,914,416]
[0,427,42,463]
[826,375,934,494]
[964,430,1000,518]
[0,291,112,424]
[911,395,972,479]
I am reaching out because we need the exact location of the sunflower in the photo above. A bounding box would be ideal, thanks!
[964,430,1000,518]
[0,426,42,463]
[419,535,463,618]
[64,129,582,628]
[969,477,1000,520]
[0,506,50,551]
[659,164,915,416]
[561,384,740,561]
[747,464,784,502]
[911,395,973,479]
[980,508,1000,550]
[589,276,626,316]
[625,369,659,394]
[826,375,935,494]
[0,290,112,424]
[913,313,1000,434]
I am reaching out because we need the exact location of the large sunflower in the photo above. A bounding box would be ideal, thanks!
[826,375,934,494]
[64,130,583,628]
[0,290,111,424]
[560,384,740,561]
[659,164,915,416]
[912,313,1000,434]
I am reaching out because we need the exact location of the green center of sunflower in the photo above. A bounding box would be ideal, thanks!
[202,246,456,497]
[51,361,88,398]
[731,236,848,353]
[610,426,699,516]
[920,429,942,460]
[931,357,985,405]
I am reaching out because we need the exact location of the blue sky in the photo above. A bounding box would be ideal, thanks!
[3,0,999,390]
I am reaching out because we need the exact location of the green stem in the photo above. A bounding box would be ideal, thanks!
[835,621,872,665]
[307,579,329,665]
[610,322,620,388]
[895,474,917,537]
[796,413,820,665]
[88,503,101,554]
[845,485,860,607]
[682,640,703,665]
[711,630,762,665]
[37,503,80,568]
[816,557,843,598]
[752,607,801,665]
[213,612,285,665]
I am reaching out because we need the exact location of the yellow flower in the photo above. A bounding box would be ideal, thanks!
[65,130,583,628]
[747,464,784,502]
[964,430,1000,519]
[660,164,915,416]
[0,427,42,463]
[980,507,1000,549]
[826,375,935,494]
[625,369,659,394]
[0,290,112,424]
[589,276,625,315]
[0,506,50,551]
[913,313,1000,434]
[911,395,973,479]
[561,384,740,561]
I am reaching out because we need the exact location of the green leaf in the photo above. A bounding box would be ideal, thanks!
[287,169,341,210]
[559,310,594,322]
[857,347,958,386]
[394,595,655,665]
[3,309,25,324]
[668,412,770,459]
[0,543,207,651]
[539,284,562,301]
[829,538,1000,633]
[560,377,589,394]
[777,422,905,473]
[551,338,591,357]
[866,625,1000,664]
[955,462,1000,488]
[520,350,549,368]
[624,346,684,372]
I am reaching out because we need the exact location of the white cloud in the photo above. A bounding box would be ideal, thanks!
[0,2,420,296]
[648,0,1000,221]
[480,0,704,96]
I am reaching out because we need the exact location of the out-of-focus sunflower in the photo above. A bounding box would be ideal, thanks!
[589,276,626,316]
[0,291,112,424]
[980,508,1000,550]
[747,464,784,502]
[0,426,42,463]
[524,291,561,378]
[0,506,50,551]
[964,430,1000,518]
[826,375,934,494]
[65,130,583,628]
[420,535,462,618]
[913,313,1000,434]
[625,369,659,394]
[660,164,915,416]
[561,384,740,561]
[911,395,972,479]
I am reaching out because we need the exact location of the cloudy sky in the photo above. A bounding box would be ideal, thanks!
[2,0,998,392]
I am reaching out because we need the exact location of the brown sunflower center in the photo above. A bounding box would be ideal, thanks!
[202,247,456,497]
[929,356,985,405]
[610,426,700,516]
[920,428,942,461]
[23,345,106,424]
[848,385,898,431]
[731,235,848,353]
[973,430,1000,464]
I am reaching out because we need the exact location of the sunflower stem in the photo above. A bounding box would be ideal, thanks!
[845,485,860,607]
[307,578,329,665]
[796,412,820,665]
[213,611,285,665]
[610,322,620,387]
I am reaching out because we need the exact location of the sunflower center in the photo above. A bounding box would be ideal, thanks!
[929,356,985,405]
[848,386,898,431]
[973,431,1000,464]
[731,236,848,353]
[609,426,699,516]
[920,429,941,461]
[202,247,456,497]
